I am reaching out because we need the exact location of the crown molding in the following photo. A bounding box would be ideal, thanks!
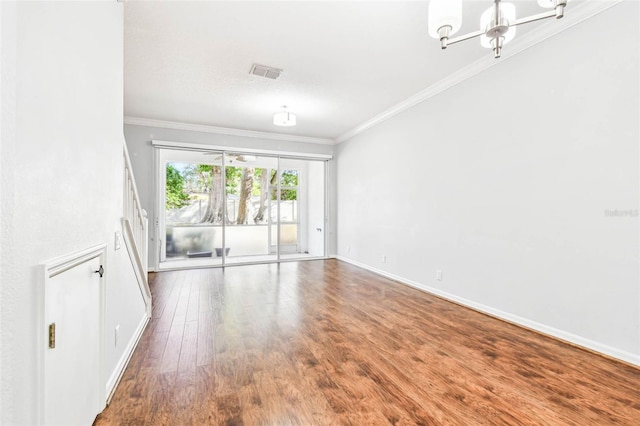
[151,140,332,160]
[124,116,336,146]
[336,0,623,144]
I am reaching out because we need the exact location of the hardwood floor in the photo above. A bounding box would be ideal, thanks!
[94,260,640,425]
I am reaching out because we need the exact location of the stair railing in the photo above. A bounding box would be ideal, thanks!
[123,144,151,315]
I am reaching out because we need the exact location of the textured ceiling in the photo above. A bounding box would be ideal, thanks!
[124,1,576,142]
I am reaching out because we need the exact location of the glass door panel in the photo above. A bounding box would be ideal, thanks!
[277,158,325,260]
[224,153,278,265]
[160,148,224,268]
[305,160,326,257]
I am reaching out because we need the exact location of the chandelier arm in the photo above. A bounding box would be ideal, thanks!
[447,9,558,49]
[445,29,485,47]
[511,10,557,27]
[430,0,568,58]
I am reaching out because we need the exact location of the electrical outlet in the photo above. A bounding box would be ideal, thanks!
[381,255,387,263]
[347,246,351,253]
[115,231,122,250]
[115,325,120,347]
[436,270,443,281]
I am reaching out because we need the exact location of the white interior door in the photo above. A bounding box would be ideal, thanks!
[44,251,104,425]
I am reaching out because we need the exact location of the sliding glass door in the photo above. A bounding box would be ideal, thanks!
[224,154,278,265]
[157,147,326,269]
[160,149,225,268]
[277,158,326,260]
[304,159,326,258]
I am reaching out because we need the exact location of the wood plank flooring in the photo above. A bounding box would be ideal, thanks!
[94,260,640,425]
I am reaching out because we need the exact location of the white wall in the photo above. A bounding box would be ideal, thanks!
[0,1,5,421]
[1,2,146,424]
[336,2,639,365]
[124,124,337,268]
[105,241,147,393]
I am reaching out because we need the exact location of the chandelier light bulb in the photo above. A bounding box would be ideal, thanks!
[428,0,462,39]
[537,0,556,8]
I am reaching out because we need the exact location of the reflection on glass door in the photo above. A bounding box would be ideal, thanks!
[224,154,278,265]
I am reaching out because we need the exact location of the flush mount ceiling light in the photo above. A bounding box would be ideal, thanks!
[273,105,296,127]
[428,0,568,58]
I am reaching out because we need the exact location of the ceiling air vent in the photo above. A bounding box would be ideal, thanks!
[249,64,282,80]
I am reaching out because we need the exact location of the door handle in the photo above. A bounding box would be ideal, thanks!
[94,265,104,277]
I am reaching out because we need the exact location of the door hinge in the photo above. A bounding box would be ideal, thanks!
[48,323,56,349]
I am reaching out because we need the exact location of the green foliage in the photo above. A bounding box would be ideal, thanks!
[192,164,213,193]
[280,169,298,187]
[225,166,243,195]
[166,163,299,208]
[166,164,190,210]
[252,168,263,196]
[280,189,297,201]
[274,169,298,201]
[181,164,258,196]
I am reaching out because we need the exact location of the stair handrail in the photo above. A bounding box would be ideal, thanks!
[123,143,151,314]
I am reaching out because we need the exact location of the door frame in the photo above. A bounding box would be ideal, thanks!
[152,140,331,269]
[38,244,107,425]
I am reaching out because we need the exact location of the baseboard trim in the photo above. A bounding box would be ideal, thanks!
[105,313,149,403]
[334,256,640,368]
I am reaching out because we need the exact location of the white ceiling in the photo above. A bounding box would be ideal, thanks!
[124,1,581,142]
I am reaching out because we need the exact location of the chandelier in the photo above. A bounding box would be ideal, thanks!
[428,0,568,58]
